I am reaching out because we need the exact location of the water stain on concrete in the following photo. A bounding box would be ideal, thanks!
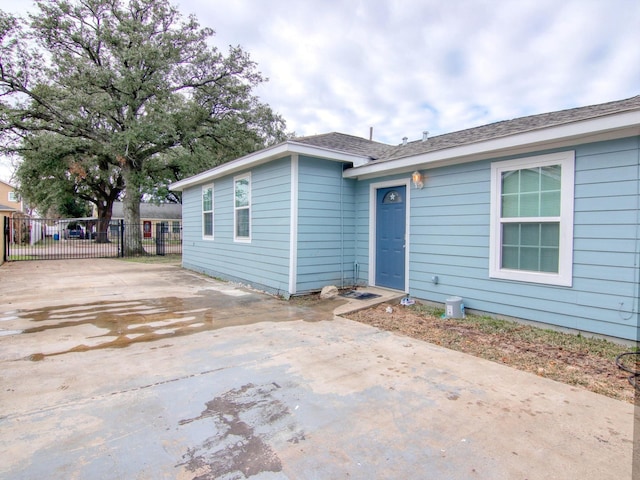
[177,383,300,479]
[12,291,345,360]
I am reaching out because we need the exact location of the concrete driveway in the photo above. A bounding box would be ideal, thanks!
[0,259,636,479]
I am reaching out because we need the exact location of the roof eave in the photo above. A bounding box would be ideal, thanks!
[344,109,640,179]
[169,142,370,191]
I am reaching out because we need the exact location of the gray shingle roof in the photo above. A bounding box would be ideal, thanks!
[292,132,394,159]
[374,95,640,163]
[293,96,640,164]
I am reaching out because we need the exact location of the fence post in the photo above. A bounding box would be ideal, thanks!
[155,223,165,256]
[120,219,125,257]
[3,216,7,263]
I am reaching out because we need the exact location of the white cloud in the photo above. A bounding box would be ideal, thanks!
[0,0,637,182]
[240,0,637,144]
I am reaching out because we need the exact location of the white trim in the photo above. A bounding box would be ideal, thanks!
[201,184,214,240]
[368,178,411,292]
[169,142,370,191]
[288,155,299,295]
[489,151,575,286]
[344,110,640,180]
[233,173,251,243]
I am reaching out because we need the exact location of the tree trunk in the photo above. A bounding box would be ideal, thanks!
[95,200,113,244]
[121,165,145,256]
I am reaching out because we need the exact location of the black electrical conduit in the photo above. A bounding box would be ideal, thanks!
[615,351,640,388]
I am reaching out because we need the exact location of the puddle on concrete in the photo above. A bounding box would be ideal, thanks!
[177,383,301,478]
[0,329,23,336]
[10,291,345,360]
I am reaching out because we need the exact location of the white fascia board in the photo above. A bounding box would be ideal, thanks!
[169,142,369,191]
[344,110,640,179]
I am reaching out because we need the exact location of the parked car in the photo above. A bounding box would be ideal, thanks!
[66,225,85,239]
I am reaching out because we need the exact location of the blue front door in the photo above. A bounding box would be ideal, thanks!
[375,186,406,290]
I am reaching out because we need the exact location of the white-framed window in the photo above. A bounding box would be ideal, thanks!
[8,191,17,202]
[234,173,251,242]
[489,151,575,286]
[202,184,213,239]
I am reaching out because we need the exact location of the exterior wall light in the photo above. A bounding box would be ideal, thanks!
[412,171,424,189]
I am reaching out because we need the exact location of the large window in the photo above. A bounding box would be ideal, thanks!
[202,184,213,239]
[489,151,574,286]
[234,173,251,242]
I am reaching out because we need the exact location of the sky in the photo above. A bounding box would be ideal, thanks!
[1,0,639,183]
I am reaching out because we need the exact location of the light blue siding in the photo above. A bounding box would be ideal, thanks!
[181,154,357,297]
[357,137,640,340]
[182,156,292,296]
[180,134,638,340]
[296,156,357,293]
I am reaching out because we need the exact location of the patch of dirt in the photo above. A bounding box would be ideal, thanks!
[345,302,637,404]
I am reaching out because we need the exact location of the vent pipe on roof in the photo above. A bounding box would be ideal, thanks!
[422,131,429,142]
[369,126,373,141]
[402,136,408,146]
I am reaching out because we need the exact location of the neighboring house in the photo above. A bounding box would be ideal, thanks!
[0,180,24,212]
[0,181,29,255]
[170,95,640,341]
[0,204,16,265]
[107,201,182,240]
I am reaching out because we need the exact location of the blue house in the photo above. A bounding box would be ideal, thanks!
[170,96,640,341]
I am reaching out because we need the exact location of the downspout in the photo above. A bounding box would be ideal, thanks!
[288,154,299,296]
[353,177,359,287]
[633,137,640,466]
[340,163,344,289]
[634,136,640,330]
[624,136,640,323]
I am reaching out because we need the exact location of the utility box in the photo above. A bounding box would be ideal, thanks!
[445,296,464,318]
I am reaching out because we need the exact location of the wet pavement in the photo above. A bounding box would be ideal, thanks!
[0,259,636,479]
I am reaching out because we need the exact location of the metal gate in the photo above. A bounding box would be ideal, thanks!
[3,217,181,262]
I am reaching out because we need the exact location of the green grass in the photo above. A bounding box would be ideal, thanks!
[10,238,60,248]
[141,238,182,245]
[119,254,182,264]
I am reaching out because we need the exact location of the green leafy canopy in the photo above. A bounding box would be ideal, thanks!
[1,0,287,251]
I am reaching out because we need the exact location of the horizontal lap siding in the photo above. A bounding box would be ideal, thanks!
[358,137,639,340]
[408,161,491,313]
[182,157,292,296]
[571,138,639,339]
[296,156,356,293]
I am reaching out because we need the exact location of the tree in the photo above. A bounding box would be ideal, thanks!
[16,132,124,242]
[0,0,286,254]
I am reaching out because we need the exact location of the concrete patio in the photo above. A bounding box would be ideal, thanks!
[0,259,636,479]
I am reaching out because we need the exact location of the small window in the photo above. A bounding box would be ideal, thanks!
[202,185,213,239]
[172,221,181,234]
[489,151,574,286]
[8,191,17,202]
[234,173,251,242]
[382,190,402,203]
